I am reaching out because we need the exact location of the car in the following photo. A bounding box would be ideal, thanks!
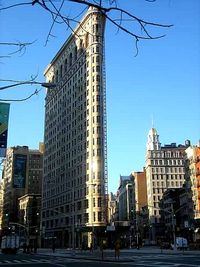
[171,237,188,250]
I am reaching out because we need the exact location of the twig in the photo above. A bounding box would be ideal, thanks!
[0,89,41,102]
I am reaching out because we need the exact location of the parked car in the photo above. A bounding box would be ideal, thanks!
[171,237,188,250]
[1,235,20,254]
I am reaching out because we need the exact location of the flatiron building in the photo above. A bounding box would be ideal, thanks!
[42,7,108,248]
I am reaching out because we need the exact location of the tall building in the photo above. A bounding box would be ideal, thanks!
[160,187,194,243]
[1,144,43,231]
[185,143,200,220]
[117,175,135,222]
[107,192,117,224]
[145,127,188,241]
[42,7,107,248]
[132,169,147,212]
[0,179,4,231]
[18,194,41,247]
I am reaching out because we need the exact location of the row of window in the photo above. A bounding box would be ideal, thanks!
[152,151,184,158]
[151,167,184,173]
[43,210,103,229]
[151,159,183,166]
[152,174,184,180]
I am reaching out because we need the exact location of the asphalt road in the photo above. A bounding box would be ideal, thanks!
[0,252,200,266]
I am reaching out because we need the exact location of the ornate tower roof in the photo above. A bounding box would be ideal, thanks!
[146,127,161,151]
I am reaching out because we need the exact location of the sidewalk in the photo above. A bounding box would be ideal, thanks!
[36,246,200,262]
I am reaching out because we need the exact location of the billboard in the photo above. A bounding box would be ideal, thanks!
[13,154,27,188]
[0,103,10,157]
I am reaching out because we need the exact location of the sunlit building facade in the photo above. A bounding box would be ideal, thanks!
[185,143,200,220]
[145,128,188,241]
[1,145,43,230]
[42,7,108,248]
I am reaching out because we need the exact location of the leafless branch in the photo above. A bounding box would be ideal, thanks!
[0,0,173,101]
[0,2,32,11]
[0,77,46,91]
[0,41,36,57]
[68,0,173,54]
[44,0,66,45]
[0,0,173,54]
[0,89,41,102]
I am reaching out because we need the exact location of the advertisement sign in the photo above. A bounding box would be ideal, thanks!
[0,103,10,157]
[13,154,27,188]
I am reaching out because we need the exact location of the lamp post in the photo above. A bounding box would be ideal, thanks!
[0,81,57,90]
[90,183,96,252]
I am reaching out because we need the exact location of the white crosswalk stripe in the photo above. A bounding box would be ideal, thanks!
[0,257,87,265]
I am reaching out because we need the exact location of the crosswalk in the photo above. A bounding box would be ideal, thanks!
[0,254,198,266]
[0,257,80,265]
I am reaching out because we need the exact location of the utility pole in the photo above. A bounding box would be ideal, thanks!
[171,204,177,251]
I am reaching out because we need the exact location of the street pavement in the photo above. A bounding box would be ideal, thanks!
[0,247,200,266]
[36,246,200,262]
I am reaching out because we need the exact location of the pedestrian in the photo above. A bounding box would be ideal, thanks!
[34,242,37,253]
[23,243,27,253]
[114,239,121,260]
[30,244,33,253]
[52,242,55,253]
[27,244,30,254]
[100,239,104,260]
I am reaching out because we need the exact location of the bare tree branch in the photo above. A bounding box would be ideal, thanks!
[0,2,32,11]
[44,0,66,45]
[0,89,41,102]
[0,0,173,100]
[0,78,53,90]
[0,41,36,58]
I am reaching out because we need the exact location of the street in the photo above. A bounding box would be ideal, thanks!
[0,250,200,266]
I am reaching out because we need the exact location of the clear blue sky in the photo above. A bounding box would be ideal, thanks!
[0,0,200,193]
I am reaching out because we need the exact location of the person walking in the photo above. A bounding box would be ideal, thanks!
[52,242,55,253]
[114,239,121,260]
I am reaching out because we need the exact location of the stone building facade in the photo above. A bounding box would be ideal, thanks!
[145,127,189,242]
[42,7,107,248]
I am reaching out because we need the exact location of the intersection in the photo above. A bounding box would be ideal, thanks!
[1,247,200,266]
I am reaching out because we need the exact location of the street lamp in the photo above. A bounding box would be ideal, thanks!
[0,80,56,90]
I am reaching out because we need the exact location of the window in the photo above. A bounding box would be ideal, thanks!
[98,197,101,207]
[98,212,102,221]
[64,59,68,72]
[84,213,89,223]
[69,53,73,66]
[56,70,59,82]
[60,65,63,78]
[74,46,77,61]
[85,32,89,48]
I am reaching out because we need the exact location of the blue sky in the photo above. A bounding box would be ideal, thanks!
[0,0,200,193]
